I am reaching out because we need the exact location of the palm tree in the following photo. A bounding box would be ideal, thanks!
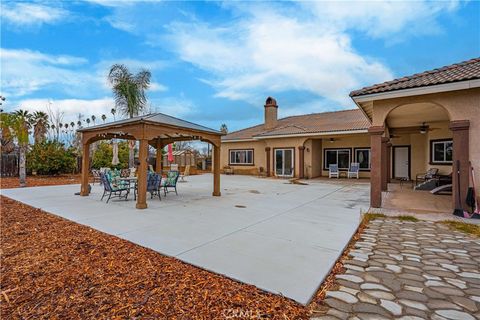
[32,111,49,144]
[2,112,30,187]
[111,108,116,121]
[220,123,228,134]
[70,121,75,128]
[101,114,107,123]
[86,118,91,126]
[108,64,151,167]
[77,120,82,128]
[91,115,96,125]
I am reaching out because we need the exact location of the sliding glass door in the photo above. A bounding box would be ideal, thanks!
[275,148,294,177]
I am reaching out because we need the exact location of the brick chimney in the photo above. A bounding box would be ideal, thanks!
[264,97,278,130]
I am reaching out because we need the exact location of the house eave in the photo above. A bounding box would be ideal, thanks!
[351,79,480,103]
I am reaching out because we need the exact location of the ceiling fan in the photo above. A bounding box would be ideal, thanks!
[419,122,440,134]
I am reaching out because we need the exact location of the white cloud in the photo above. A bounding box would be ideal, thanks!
[11,97,116,125]
[302,1,461,39]
[167,11,393,105]
[161,1,461,107]
[0,48,96,98]
[1,2,69,27]
[148,96,195,118]
[0,48,168,99]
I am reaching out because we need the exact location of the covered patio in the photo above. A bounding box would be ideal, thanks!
[77,113,223,209]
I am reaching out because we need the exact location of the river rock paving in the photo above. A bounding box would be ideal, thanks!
[313,219,480,319]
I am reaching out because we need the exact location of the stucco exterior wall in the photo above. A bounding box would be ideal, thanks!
[371,88,479,185]
[318,134,371,178]
[221,140,266,175]
[221,133,372,179]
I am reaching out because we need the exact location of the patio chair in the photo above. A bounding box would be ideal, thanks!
[179,165,190,182]
[91,169,101,185]
[415,168,439,186]
[100,173,129,203]
[348,162,360,179]
[329,164,339,178]
[147,173,162,200]
[223,166,234,175]
[161,170,180,196]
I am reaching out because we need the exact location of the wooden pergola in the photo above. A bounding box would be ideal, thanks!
[77,113,223,209]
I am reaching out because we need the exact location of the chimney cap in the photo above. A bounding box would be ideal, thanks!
[265,96,277,107]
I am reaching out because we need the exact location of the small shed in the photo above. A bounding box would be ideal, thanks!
[163,149,196,167]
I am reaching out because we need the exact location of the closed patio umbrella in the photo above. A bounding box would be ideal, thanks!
[168,144,174,163]
[112,140,119,165]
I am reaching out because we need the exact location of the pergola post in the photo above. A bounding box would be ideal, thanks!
[136,139,149,209]
[369,126,384,208]
[80,142,90,196]
[212,143,221,196]
[155,139,163,173]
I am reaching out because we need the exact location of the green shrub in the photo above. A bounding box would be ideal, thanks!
[27,140,77,175]
[91,141,129,169]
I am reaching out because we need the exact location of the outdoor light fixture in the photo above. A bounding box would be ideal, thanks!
[329,138,335,143]
[420,122,428,134]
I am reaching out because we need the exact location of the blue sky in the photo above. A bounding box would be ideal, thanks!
[1,0,479,132]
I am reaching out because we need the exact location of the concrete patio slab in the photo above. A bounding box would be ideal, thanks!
[1,174,369,304]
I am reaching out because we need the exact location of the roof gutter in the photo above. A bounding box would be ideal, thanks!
[251,129,369,140]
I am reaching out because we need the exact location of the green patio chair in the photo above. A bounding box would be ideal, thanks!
[161,170,180,196]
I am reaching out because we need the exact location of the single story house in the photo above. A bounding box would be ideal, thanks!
[221,57,480,210]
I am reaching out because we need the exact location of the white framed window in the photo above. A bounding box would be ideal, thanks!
[324,149,351,170]
[431,139,453,164]
[229,149,254,165]
[355,148,371,170]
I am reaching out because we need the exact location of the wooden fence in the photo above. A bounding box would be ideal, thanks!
[1,153,19,177]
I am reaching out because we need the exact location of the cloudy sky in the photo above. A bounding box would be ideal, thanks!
[1,0,479,131]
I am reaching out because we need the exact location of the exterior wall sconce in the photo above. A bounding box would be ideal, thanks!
[329,138,335,143]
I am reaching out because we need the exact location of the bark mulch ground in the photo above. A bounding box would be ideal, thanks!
[0,196,309,319]
[1,175,83,189]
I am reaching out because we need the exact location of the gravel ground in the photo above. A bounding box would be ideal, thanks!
[1,175,83,189]
[0,196,309,319]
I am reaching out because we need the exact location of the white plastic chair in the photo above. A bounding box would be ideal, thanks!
[348,162,360,179]
[329,164,339,178]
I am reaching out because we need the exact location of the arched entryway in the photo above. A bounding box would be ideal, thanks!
[369,101,470,212]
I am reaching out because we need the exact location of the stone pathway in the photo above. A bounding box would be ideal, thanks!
[314,219,480,320]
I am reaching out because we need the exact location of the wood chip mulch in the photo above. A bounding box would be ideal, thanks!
[0,196,309,319]
[1,175,83,189]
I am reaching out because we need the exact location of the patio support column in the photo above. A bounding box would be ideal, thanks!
[387,142,392,183]
[80,142,90,196]
[155,139,163,173]
[450,120,470,211]
[265,147,271,177]
[369,126,384,208]
[136,139,149,209]
[212,144,221,196]
[381,137,389,191]
[298,146,305,179]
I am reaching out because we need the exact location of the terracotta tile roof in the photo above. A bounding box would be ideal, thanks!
[350,57,480,97]
[222,109,369,141]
